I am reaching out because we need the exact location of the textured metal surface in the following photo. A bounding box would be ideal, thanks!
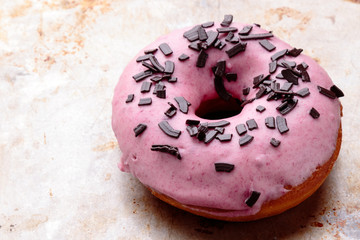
[0,0,359,239]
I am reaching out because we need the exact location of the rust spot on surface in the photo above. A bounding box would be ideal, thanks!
[92,141,118,152]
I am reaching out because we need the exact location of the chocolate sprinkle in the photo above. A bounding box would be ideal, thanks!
[276,116,289,134]
[255,85,267,99]
[310,107,320,119]
[245,191,261,207]
[164,102,177,118]
[186,119,200,126]
[225,32,234,42]
[243,87,250,95]
[318,86,337,99]
[238,25,253,35]
[136,54,153,62]
[178,53,189,61]
[215,163,235,172]
[297,62,309,71]
[202,21,214,28]
[188,41,201,51]
[205,130,219,144]
[296,88,310,98]
[205,31,219,47]
[239,32,274,40]
[230,36,240,44]
[208,120,230,128]
[198,27,208,41]
[301,70,311,82]
[196,49,208,68]
[142,61,158,72]
[214,60,226,77]
[138,97,152,106]
[174,96,191,113]
[217,27,238,33]
[133,70,153,82]
[330,85,344,98]
[270,138,281,147]
[287,47,303,57]
[140,81,152,93]
[159,43,173,56]
[134,123,147,137]
[246,119,258,130]
[150,75,162,82]
[164,61,175,74]
[216,133,232,142]
[225,73,237,82]
[259,39,276,51]
[265,117,275,129]
[276,73,284,79]
[215,127,225,134]
[256,105,266,112]
[280,82,293,92]
[282,69,299,85]
[221,14,233,27]
[271,49,288,61]
[240,98,255,107]
[183,25,200,42]
[144,48,158,54]
[214,76,232,101]
[158,120,181,138]
[197,123,208,141]
[149,55,165,72]
[153,82,165,94]
[225,42,247,58]
[269,61,277,73]
[151,144,181,160]
[186,125,198,137]
[156,89,166,99]
[126,94,134,103]
[239,134,254,146]
[236,124,247,136]
[277,98,298,115]
[278,59,296,68]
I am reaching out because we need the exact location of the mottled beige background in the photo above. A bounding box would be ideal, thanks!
[0,0,359,239]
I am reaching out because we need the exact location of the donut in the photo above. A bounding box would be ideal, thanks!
[112,15,344,221]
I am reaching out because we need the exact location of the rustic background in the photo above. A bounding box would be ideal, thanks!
[0,0,359,239]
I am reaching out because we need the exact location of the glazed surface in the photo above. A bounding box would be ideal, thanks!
[112,23,341,217]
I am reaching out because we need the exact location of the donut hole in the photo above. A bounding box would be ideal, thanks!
[195,97,243,120]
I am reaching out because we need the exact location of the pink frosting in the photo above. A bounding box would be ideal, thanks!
[112,23,341,217]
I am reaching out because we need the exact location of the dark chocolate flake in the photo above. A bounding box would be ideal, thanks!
[287,47,303,57]
[138,97,152,106]
[256,105,266,112]
[330,85,344,98]
[178,54,189,61]
[270,138,281,147]
[156,89,166,99]
[202,21,214,28]
[149,55,165,72]
[239,134,254,146]
[236,124,247,136]
[282,69,299,85]
[164,61,175,74]
[280,82,293,91]
[276,116,289,134]
[230,36,240,44]
[271,49,288,61]
[243,87,250,95]
[196,49,208,68]
[240,97,255,107]
[215,163,234,172]
[205,30,219,47]
[225,32,234,42]
[183,25,201,41]
[198,27,208,41]
[214,76,232,101]
[204,130,219,144]
[188,41,201,51]
[277,98,298,115]
[150,75,162,82]
[217,27,238,33]
[226,73,237,82]
[296,88,310,98]
[318,86,337,99]
[186,119,200,126]
[133,70,153,82]
[142,61,158,72]
[265,117,275,129]
[136,54,153,62]
[269,61,277,74]
[174,96,191,113]
[221,14,233,27]
[238,25,253,35]
[151,145,181,160]
[259,39,276,51]
[309,107,320,119]
[144,48,158,54]
[134,123,147,137]
[158,120,181,138]
[255,85,267,99]
[214,60,226,77]
[208,120,230,128]
[186,125,198,137]
[140,81,152,93]
[153,82,165,94]
[245,191,261,207]
[301,70,311,82]
[197,123,208,141]
[239,32,274,40]
[214,127,225,134]
[159,43,173,56]
[126,94,134,103]
[225,42,247,58]
[246,119,258,130]
[164,102,177,118]
[216,133,232,142]
[168,77,177,83]
[278,59,296,68]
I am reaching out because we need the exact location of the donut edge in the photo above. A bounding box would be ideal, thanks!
[147,121,342,221]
